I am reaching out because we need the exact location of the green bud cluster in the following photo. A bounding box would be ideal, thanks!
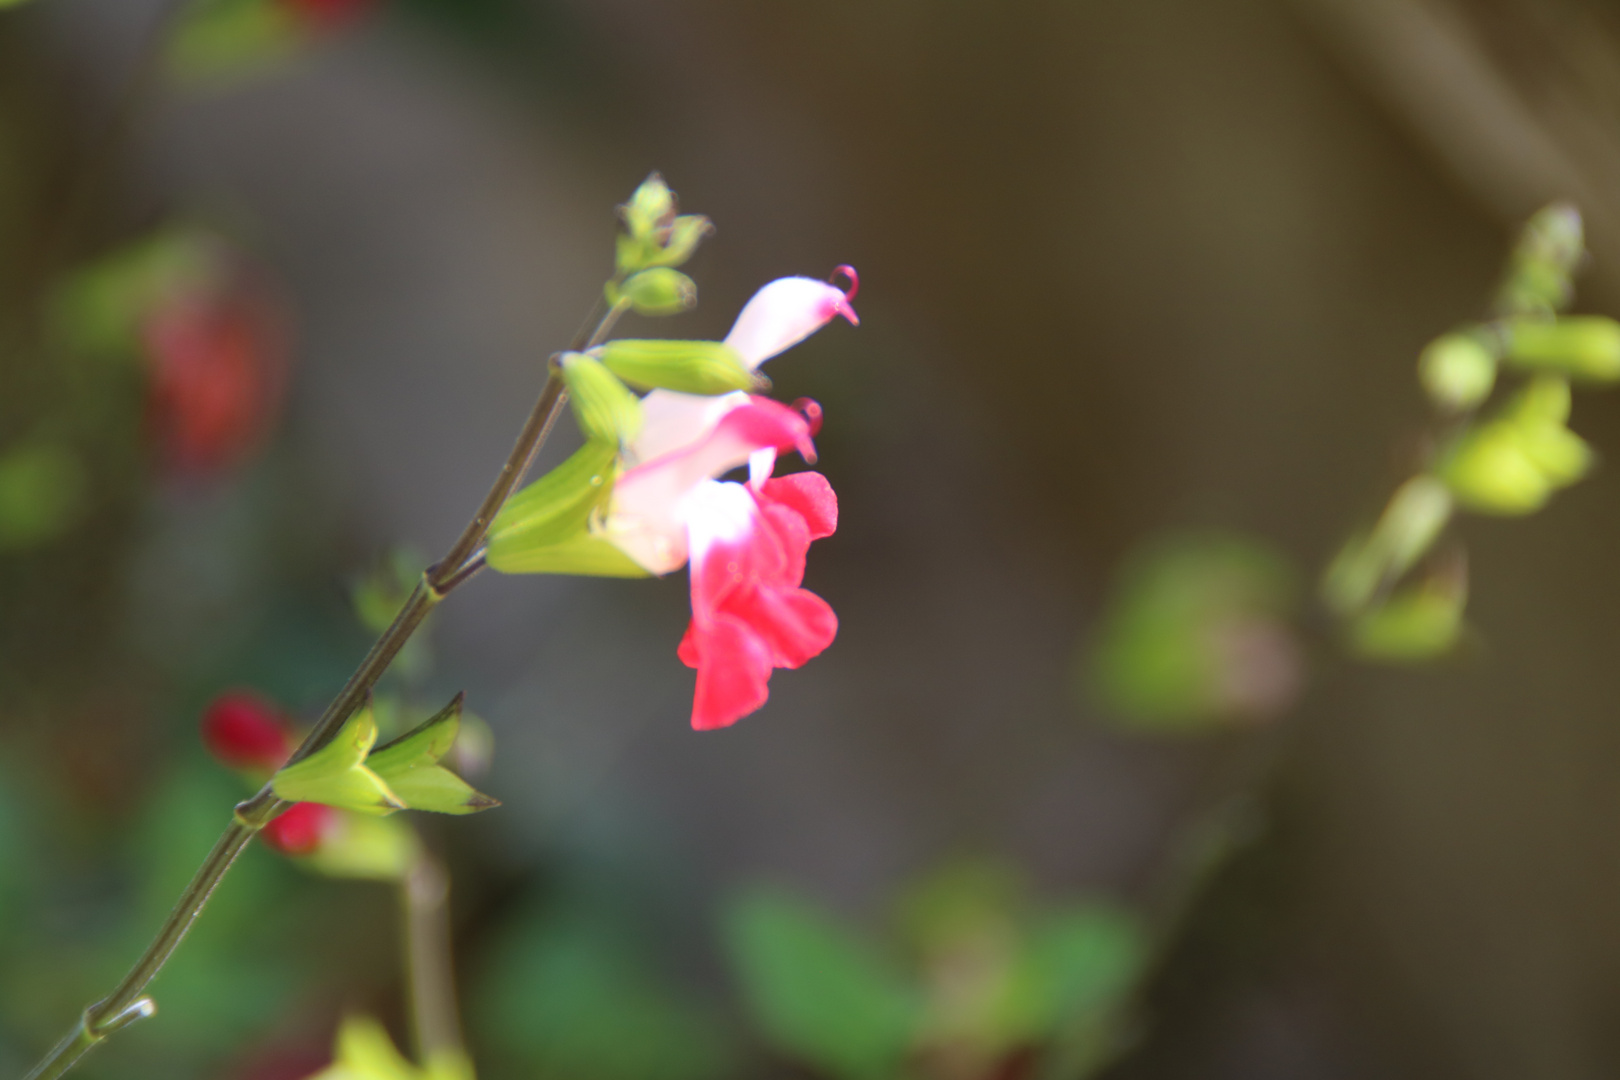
[1496,202,1583,317]
[1438,377,1592,515]
[615,172,714,278]
[1325,202,1616,664]
[484,173,781,580]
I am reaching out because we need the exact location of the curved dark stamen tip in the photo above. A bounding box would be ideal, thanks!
[830,265,859,302]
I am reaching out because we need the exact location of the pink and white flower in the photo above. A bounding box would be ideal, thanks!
[600,269,857,729]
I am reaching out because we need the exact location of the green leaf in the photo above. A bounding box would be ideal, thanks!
[272,707,402,814]
[0,443,87,551]
[478,901,735,1080]
[724,887,920,1080]
[366,694,499,815]
[1086,533,1300,731]
[562,352,644,446]
[596,339,758,395]
[167,0,301,85]
[49,227,219,361]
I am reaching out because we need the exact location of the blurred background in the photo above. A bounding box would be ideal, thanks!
[8,0,1620,1077]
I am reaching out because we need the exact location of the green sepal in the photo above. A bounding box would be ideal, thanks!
[643,214,713,269]
[561,352,643,446]
[1347,571,1468,663]
[1504,316,1620,381]
[300,814,421,883]
[1438,422,1556,515]
[620,268,698,316]
[1439,378,1592,515]
[621,173,675,241]
[271,706,403,815]
[487,439,619,569]
[596,339,759,395]
[367,694,499,816]
[488,530,652,577]
[307,1014,422,1080]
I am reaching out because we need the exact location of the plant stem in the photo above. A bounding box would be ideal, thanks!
[401,850,463,1066]
[24,296,634,1080]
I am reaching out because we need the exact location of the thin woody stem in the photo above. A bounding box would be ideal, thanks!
[24,295,631,1080]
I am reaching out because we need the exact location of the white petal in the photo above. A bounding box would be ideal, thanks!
[723,277,857,369]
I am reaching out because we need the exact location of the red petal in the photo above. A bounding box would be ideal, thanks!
[689,615,774,730]
[760,472,838,539]
[728,584,838,669]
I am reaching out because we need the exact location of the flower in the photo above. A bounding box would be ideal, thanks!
[607,272,854,729]
[488,269,858,730]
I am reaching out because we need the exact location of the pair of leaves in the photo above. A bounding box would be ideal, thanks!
[272,694,497,816]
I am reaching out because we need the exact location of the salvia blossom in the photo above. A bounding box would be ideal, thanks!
[143,278,287,478]
[608,270,856,729]
[489,269,858,730]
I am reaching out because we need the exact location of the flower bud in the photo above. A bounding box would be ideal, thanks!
[1439,421,1555,515]
[595,339,759,395]
[615,268,697,316]
[261,801,335,855]
[1347,560,1467,662]
[644,214,714,270]
[560,352,643,445]
[1504,316,1620,381]
[201,691,293,773]
[1497,203,1583,316]
[1419,331,1497,411]
[620,173,674,241]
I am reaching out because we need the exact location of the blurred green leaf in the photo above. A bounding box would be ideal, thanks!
[167,0,302,84]
[0,443,86,551]
[478,903,733,1080]
[725,887,920,1080]
[1085,533,1300,732]
[50,228,218,362]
